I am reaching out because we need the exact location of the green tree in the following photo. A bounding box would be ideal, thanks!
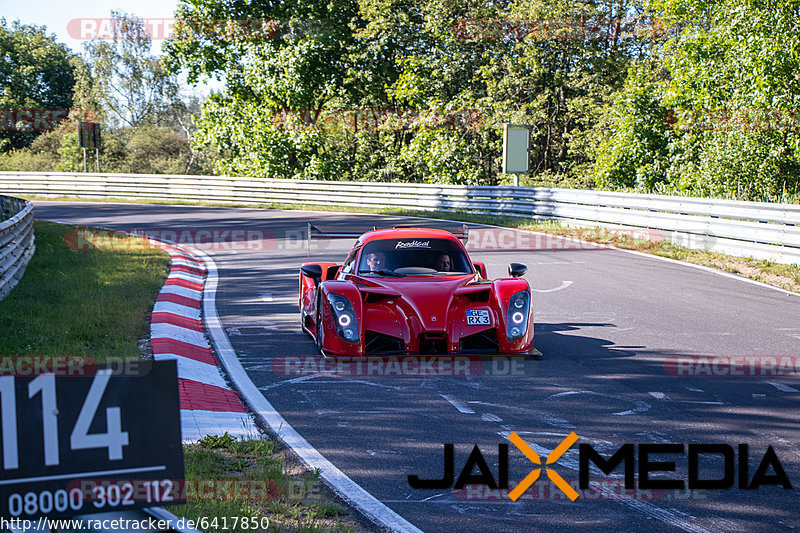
[72,11,213,175]
[348,0,501,184]
[595,61,673,190]
[0,20,76,152]
[165,0,360,179]
[166,0,649,185]
[598,0,800,200]
[0,14,212,175]
[475,0,652,183]
[81,11,181,128]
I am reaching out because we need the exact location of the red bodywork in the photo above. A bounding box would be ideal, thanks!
[299,228,534,356]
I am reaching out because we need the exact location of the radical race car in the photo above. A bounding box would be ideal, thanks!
[299,225,535,357]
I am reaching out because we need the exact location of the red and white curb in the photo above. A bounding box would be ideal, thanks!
[190,248,424,533]
[149,241,260,443]
[35,217,429,531]
[149,241,422,532]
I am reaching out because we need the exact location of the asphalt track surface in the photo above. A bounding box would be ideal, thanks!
[35,201,800,533]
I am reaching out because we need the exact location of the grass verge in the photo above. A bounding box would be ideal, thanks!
[171,433,361,533]
[0,221,171,361]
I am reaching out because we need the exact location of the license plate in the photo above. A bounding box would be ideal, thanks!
[466,309,490,325]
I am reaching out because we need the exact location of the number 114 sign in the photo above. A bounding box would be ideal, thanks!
[0,360,184,519]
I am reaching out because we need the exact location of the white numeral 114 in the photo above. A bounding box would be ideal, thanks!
[0,370,129,470]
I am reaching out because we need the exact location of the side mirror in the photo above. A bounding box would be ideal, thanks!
[326,264,341,280]
[473,261,487,279]
[508,263,527,278]
[301,264,323,285]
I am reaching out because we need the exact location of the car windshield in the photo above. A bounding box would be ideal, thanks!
[357,238,473,276]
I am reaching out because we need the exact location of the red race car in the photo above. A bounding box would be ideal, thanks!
[299,225,535,357]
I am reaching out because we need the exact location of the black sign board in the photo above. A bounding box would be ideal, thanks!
[0,360,184,519]
[78,121,101,150]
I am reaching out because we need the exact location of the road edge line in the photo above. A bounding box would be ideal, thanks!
[190,247,425,533]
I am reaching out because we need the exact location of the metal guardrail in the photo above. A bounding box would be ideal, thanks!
[0,195,35,301]
[0,171,798,264]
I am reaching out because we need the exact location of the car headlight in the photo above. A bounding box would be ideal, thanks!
[506,290,530,341]
[327,293,359,343]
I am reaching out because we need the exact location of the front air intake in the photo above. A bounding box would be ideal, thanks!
[419,332,448,354]
[364,330,404,355]
[459,328,499,354]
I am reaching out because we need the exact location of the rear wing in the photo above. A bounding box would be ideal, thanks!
[307,223,365,257]
[390,224,469,242]
[307,223,470,256]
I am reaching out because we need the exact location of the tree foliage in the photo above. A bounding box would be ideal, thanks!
[0,14,217,175]
[165,0,645,185]
[0,20,76,152]
[597,0,800,200]
[0,0,785,200]
[80,11,182,128]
